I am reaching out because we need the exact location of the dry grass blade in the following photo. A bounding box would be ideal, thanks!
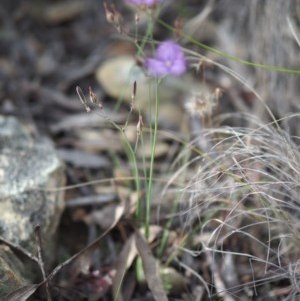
[135,231,169,301]
[206,251,235,301]
[3,284,40,301]
[168,112,300,299]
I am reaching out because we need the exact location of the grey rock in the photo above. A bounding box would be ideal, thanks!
[0,115,65,296]
[0,245,30,297]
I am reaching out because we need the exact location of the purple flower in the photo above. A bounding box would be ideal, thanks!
[145,40,187,77]
[126,0,163,7]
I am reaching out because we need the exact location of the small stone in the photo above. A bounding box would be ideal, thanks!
[95,55,193,130]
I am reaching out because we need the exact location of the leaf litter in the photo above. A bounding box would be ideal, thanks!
[1,0,300,300]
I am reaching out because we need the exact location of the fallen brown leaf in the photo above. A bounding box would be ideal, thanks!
[84,203,125,230]
[112,226,162,301]
[135,231,168,301]
[3,284,40,301]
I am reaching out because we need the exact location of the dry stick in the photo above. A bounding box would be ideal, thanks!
[34,225,52,301]
[0,236,40,265]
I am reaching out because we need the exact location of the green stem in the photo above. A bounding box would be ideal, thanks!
[157,19,300,74]
[100,112,141,216]
[136,17,154,56]
[145,77,162,239]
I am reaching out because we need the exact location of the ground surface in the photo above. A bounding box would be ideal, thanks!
[1,1,300,301]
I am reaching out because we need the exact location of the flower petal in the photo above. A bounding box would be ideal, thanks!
[145,58,168,76]
[144,0,163,5]
[126,0,163,6]
[145,40,186,77]
[169,59,187,76]
[155,40,182,61]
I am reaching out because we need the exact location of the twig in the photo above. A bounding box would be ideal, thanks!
[34,225,52,301]
[0,236,39,264]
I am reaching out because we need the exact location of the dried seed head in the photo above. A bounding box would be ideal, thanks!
[132,81,137,100]
[88,86,104,109]
[136,115,143,136]
[135,13,140,25]
[89,86,98,104]
[111,4,122,23]
[174,17,183,38]
[103,2,114,24]
[214,88,222,101]
[185,89,219,118]
[103,2,122,30]
[76,86,91,112]
[195,60,203,74]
